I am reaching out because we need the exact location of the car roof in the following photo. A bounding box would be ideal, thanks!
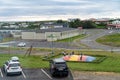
[19,42,25,43]
[53,58,66,63]
[11,56,19,61]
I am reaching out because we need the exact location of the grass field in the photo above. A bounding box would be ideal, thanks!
[0,49,120,73]
[57,34,86,42]
[96,33,120,47]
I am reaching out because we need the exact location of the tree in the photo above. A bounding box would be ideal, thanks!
[82,21,97,29]
[56,20,64,23]
[69,19,82,28]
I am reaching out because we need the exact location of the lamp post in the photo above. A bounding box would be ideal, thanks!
[47,34,56,54]
[109,30,113,53]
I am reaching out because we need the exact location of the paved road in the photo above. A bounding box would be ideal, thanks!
[80,29,120,52]
[0,41,79,49]
[0,68,73,80]
[0,29,119,52]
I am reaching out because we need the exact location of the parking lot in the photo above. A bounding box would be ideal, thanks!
[0,68,73,80]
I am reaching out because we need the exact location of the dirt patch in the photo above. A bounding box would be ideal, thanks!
[72,71,120,80]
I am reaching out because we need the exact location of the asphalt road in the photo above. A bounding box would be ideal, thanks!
[80,29,120,52]
[0,29,119,52]
[0,68,73,80]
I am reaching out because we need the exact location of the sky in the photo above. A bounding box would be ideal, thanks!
[0,0,120,21]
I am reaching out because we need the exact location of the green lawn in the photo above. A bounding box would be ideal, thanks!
[96,33,120,47]
[96,26,106,29]
[0,54,49,68]
[0,37,21,43]
[57,34,86,42]
[0,50,120,73]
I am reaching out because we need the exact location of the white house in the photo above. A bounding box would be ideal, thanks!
[112,20,120,24]
[40,23,66,29]
[107,20,120,29]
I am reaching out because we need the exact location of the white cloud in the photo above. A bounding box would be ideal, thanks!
[0,0,120,21]
[0,3,101,10]
[51,0,88,3]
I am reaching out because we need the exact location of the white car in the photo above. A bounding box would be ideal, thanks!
[11,56,19,62]
[17,42,26,47]
[3,60,22,75]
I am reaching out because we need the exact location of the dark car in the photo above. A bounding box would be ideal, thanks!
[49,58,69,77]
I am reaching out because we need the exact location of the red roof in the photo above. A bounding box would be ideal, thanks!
[107,24,120,28]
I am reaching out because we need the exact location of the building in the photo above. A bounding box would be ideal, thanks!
[0,30,22,38]
[107,20,120,29]
[88,18,110,24]
[22,27,81,41]
[40,23,67,29]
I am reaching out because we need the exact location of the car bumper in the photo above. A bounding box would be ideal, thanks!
[53,71,69,76]
[7,69,22,74]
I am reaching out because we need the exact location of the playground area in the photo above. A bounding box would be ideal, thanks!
[63,54,96,62]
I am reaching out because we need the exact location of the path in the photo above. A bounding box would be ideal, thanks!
[80,29,120,52]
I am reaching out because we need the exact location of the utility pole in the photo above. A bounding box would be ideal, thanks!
[47,34,56,54]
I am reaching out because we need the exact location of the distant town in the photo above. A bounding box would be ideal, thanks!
[0,18,120,29]
[0,18,120,41]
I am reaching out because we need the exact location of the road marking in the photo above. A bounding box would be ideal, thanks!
[41,69,52,79]
[0,68,3,77]
[22,71,26,79]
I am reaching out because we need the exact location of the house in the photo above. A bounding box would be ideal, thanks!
[107,20,120,29]
[40,22,67,29]
[0,30,22,38]
[89,18,110,24]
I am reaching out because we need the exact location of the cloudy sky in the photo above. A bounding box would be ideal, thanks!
[0,0,120,21]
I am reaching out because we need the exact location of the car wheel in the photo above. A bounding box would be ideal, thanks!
[52,73,55,77]
[2,66,5,72]
[64,73,68,77]
[5,72,9,76]
[19,72,22,75]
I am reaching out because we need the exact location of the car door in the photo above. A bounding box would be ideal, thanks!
[3,61,9,72]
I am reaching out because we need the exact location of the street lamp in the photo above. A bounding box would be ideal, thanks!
[47,34,56,54]
[109,30,113,53]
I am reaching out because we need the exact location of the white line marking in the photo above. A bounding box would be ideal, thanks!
[0,68,3,77]
[41,69,52,79]
[22,70,26,79]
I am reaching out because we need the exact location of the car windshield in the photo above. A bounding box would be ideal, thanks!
[9,63,20,67]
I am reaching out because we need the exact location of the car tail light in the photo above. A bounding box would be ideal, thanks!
[52,67,57,70]
[19,64,22,68]
[7,66,10,70]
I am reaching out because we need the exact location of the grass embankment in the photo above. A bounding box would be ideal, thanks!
[96,33,120,47]
[0,37,21,43]
[57,34,86,42]
[0,50,120,73]
[0,54,49,68]
[0,38,14,42]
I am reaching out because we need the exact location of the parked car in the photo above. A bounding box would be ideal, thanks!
[11,56,19,62]
[17,42,26,47]
[49,58,69,77]
[3,57,22,76]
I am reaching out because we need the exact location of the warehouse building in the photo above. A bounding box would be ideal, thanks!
[22,27,81,41]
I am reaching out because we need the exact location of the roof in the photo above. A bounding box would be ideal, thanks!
[53,58,66,63]
[11,56,19,61]
[107,24,120,28]
[23,27,77,33]
[41,23,65,26]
